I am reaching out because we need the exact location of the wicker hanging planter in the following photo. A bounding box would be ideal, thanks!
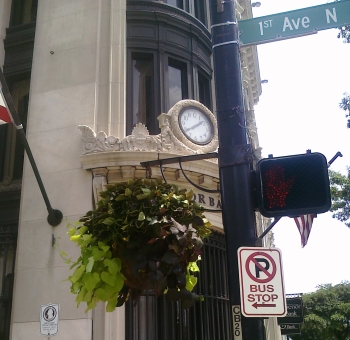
[66,178,211,312]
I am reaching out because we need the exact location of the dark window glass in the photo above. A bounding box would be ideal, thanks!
[10,80,30,181]
[10,0,38,27]
[194,0,206,25]
[0,126,7,181]
[168,59,188,108]
[167,0,184,9]
[198,72,211,109]
[132,54,154,130]
[0,226,17,340]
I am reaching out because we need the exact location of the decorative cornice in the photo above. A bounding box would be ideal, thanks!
[79,100,219,156]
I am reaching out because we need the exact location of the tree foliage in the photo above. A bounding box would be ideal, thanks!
[329,169,350,227]
[339,93,350,129]
[290,282,350,340]
[335,0,350,44]
[334,1,350,128]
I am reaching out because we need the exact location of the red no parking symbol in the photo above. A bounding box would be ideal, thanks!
[245,252,277,283]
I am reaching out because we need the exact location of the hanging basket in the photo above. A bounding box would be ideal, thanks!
[65,178,211,312]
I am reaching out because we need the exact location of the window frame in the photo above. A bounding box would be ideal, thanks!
[167,57,190,110]
[126,50,160,135]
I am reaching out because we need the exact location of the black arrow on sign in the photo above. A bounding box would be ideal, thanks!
[252,302,277,309]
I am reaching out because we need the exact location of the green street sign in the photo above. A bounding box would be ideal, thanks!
[238,0,350,46]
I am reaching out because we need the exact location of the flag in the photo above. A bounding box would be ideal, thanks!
[0,90,12,125]
[294,214,315,247]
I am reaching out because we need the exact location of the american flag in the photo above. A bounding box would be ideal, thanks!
[294,215,315,247]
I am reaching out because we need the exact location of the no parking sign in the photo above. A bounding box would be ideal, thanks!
[238,247,287,317]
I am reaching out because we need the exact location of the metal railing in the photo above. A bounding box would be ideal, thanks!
[125,231,232,339]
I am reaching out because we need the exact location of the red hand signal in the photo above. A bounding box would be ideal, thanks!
[263,166,294,209]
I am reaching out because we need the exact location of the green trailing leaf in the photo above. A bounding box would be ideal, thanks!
[101,271,116,286]
[65,178,211,312]
[95,287,108,301]
[188,261,200,272]
[76,287,87,306]
[106,296,118,312]
[83,272,100,291]
[67,227,77,236]
[86,257,94,273]
[70,265,86,283]
[79,226,88,235]
[86,297,98,313]
[70,235,81,242]
[104,258,122,275]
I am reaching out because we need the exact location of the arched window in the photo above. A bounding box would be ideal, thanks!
[126,0,213,135]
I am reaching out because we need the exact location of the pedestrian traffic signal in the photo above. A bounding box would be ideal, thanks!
[256,152,331,217]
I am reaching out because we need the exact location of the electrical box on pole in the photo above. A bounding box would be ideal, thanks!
[256,152,331,217]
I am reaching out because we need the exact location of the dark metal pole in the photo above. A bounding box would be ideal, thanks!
[209,1,264,339]
[0,68,63,226]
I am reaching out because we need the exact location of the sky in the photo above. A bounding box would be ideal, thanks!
[252,0,350,294]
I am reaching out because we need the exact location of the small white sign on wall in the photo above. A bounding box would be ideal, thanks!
[40,303,59,336]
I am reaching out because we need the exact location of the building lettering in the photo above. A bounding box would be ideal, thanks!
[193,193,222,209]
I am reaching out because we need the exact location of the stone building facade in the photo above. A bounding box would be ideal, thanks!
[0,0,281,339]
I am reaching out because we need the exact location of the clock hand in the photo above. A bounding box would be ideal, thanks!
[185,120,204,132]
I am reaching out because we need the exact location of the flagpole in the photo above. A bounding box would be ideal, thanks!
[0,68,62,226]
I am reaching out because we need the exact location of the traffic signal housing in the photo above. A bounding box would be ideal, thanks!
[256,152,331,218]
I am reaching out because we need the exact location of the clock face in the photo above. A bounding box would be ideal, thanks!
[178,107,214,145]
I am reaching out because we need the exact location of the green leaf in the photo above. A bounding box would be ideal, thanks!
[71,281,81,294]
[185,274,198,292]
[95,287,108,301]
[86,296,98,312]
[106,296,117,312]
[92,248,105,261]
[115,194,128,201]
[98,243,110,253]
[104,258,122,275]
[125,188,132,197]
[136,194,149,200]
[103,217,115,226]
[83,289,93,302]
[76,287,87,306]
[115,272,125,291]
[70,235,81,242]
[138,211,145,221]
[101,271,116,286]
[70,265,86,283]
[86,256,94,273]
[79,226,88,235]
[104,283,118,297]
[83,272,100,291]
[67,227,77,236]
[188,262,200,272]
